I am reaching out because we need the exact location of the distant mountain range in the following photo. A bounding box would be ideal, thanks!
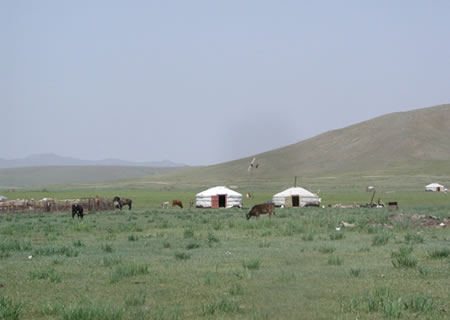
[0,153,186,169]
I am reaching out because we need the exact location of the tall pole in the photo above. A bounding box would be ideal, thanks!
[248,157,256,198]
[250,169,254,197]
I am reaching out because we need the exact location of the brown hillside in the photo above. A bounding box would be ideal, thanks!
[144,104,450,187]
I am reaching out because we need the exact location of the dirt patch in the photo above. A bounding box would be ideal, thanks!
[388,213,449,228]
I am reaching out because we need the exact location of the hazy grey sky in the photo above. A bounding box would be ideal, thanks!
[2,1,449,165]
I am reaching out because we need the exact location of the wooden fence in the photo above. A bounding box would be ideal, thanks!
[0,197,115,213]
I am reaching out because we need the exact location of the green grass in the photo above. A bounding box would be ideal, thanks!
[0,296,23,320]
[0,205,449,319]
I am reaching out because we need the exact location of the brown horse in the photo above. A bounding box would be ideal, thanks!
[172,200,183,208]
[113,196,132,210]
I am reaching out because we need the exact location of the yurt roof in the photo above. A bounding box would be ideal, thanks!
[425,183,444,188]
[273,187,317,198]
[196,186,242,197]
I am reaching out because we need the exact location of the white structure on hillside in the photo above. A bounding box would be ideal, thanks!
[425,183,446,192]
[196,186,242,208]
[272,187,321,208]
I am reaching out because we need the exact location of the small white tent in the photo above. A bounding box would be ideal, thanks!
[273,187,320,208]
[196,186,242,208]
[425,183,445,192]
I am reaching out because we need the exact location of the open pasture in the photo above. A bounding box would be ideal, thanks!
[1,205,449,319]
[3,188,450,210]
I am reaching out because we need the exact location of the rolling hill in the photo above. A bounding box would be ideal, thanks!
[131,104,450,190]
[2,104,449,191]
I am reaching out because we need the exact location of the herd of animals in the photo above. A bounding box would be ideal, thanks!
[71,196,274,220]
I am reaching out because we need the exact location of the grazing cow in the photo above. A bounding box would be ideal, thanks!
[72,204,84,219]
[161,201,169,208]
[246,203,275,220]
[113,196,132,210]
[172,200,183,208]
[189,200,194,208]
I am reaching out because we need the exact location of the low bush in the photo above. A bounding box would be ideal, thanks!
[427,247,450,259]
[0,296,23,320]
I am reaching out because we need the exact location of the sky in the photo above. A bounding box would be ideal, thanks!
[1,1,449,165]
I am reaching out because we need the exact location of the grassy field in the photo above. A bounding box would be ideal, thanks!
[1,204,449,320]
[2,187,450,210]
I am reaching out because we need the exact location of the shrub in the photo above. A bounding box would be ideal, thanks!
[33,246,78,257]
[40,302,61,316]
[174,252,191,261]
[302,233,314,241]
[201,297,239,316]
[101,244,114,253]
[212,221,223,231]
[329,232,345,240]
[216,297,239,313]
[72,240,84,247]
[372,233,390,246]
[186,241,200,250]
[59,303,124,320]
[0,251,11,259]
[207,232,219,244]
[404,233,424,244]
[125,290,146,307]
[102,256,122,267]
[318,246,336,254]
[0,239,32,253]
[183,228,194,239]
[128,234,138,241]
[349,268,361,278]
[427,247,450,259]
[403,294,435,313]
[0,296,23,320]
[29,268,61,283]
[229,283,244,296]
[328,256,343,265]
[258,240,271,248]
[282,223,305,236]
[162,240,171,249]
[232,267,252,280]
[242,259,262,270]
[392,247,417,269]
[110,264,149,284]
[201,302,217,316]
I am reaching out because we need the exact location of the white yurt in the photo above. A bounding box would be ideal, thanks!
[196,186,242,208]
[425,183,445,192]
[273,187,320,207]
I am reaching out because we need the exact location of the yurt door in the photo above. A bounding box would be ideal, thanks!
[284,196,292,208]
[211,196,219,208]
[218,195,226,208]
[292,195,300,207]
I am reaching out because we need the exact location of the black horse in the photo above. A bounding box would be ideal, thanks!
[113,196,132,210]
[72,204,84,219]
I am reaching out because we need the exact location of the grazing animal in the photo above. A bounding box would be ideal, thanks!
[72,204,84,219]
[189,200,194,208]
[113,196,132,210]
[247,203,275,220]
[339,221,356,228]
[161,201,169,208]
[172,200,183,208]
